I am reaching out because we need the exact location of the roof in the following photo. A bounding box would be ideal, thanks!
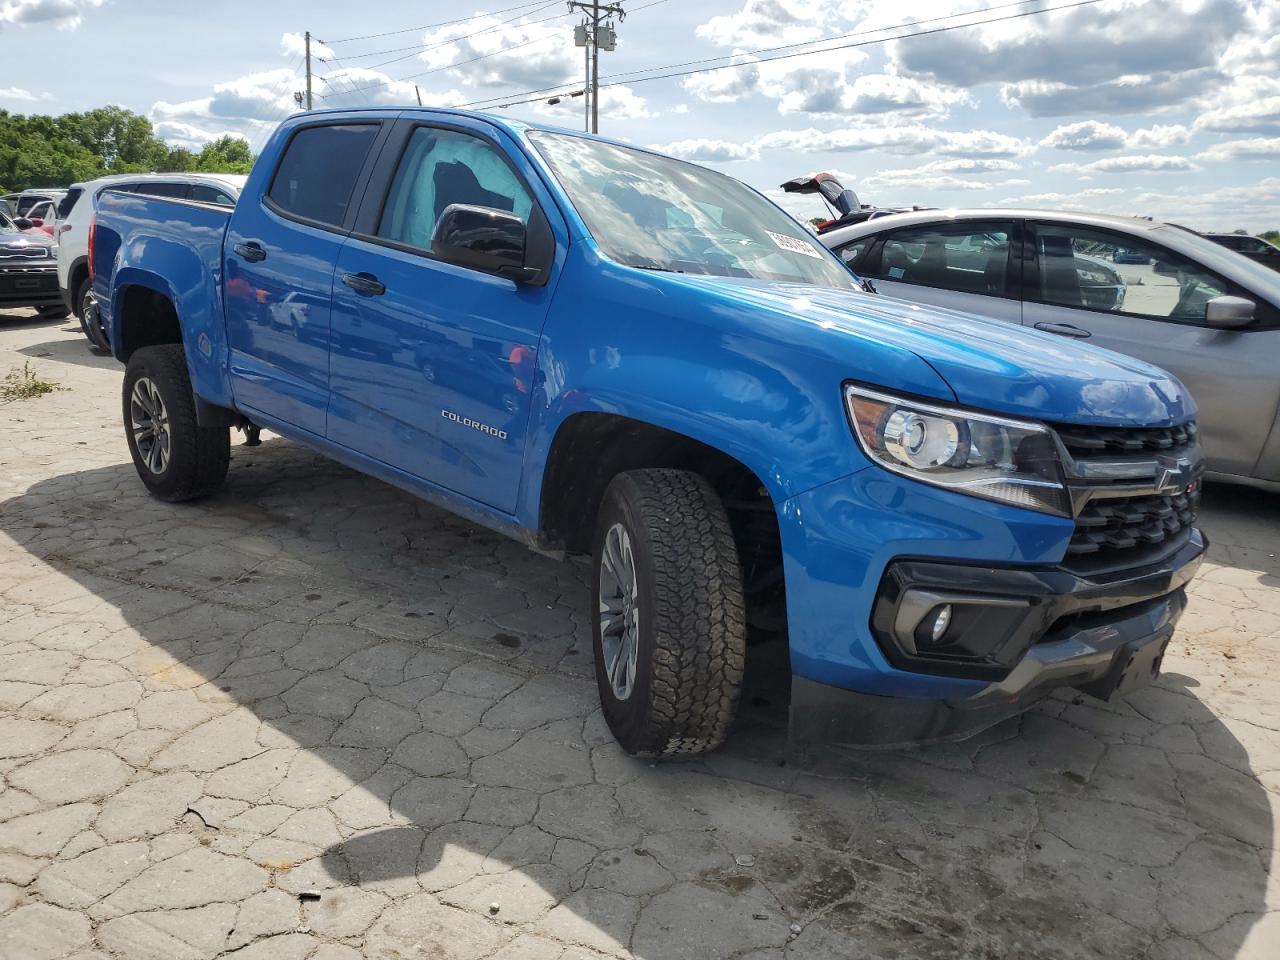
[68,172,249,191]
[823,207,1167,241]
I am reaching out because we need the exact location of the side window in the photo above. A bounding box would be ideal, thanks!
[134,182,190,199]
[865,223,1013,297]
[835,239,867,265]
[57,189,82,220]
[191,184,235,206]
[1033,224,1229,324]
[268,124,379,228]
[377,127,533,251]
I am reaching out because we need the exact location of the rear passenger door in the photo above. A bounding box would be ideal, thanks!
[851,220,1022,323]
[326,117,562,513]
[224,120,388,435]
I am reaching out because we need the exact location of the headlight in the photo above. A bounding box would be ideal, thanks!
[845,385,1070,516]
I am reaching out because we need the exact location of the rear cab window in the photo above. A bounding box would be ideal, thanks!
[267,124,380,228]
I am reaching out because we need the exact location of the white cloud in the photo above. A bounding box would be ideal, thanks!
[533,85,651,122]
[0,85,49,102]
[1040,120,1191,151]
[1197,137,1280,162]
[416,12,579,90]
[0,0,102,30]
[1049,154,1199,175]
[860,157,1021,193]
[283,31,334,60]
[695,0,830,49]
[756,123,1030,159]
[1040,121,1128,151]
[1197,94,1280,135]
[893,0,1244,115]
[648,139,758,163]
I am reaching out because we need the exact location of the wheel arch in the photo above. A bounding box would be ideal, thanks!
[536,411,788,645]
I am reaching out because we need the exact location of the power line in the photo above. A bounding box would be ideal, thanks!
[318,0,563,64]
[478,0,1108,111]
[322,1,547,45]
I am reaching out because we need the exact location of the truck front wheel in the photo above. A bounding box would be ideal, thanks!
[123,345,230,502]
[591,469,747,757]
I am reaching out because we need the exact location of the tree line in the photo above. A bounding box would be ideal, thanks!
[0,106,254,193]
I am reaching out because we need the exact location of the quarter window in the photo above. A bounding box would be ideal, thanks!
[268,124,379,228]
[378,127,533,250]
[866,223,1013,297]
[1033,224,1229,323]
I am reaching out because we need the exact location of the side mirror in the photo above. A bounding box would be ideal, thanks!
[431,203,538,283]
[13,217,32,230]
[1205,295,1255,329]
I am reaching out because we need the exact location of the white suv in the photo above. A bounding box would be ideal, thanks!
[57,173,246,347]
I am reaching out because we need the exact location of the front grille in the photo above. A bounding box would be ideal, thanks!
[1055,421,1197,457]
[1068,490,1199,559]
[0,245,52,261]
[1052,420,1201,571]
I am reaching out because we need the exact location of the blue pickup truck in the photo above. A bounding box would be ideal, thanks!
[92,108,1205,755]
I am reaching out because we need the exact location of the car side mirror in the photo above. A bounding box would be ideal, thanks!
[431,203,538,284]
[13,217,32,230]
[1205,295,1255,329]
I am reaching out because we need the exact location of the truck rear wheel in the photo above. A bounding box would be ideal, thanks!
[591,469,746,757]
[123,345,230,502]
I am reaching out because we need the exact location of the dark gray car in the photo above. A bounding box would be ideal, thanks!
[821,208,1280,491]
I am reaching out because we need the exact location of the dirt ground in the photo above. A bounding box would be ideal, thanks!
[1,309,1277,960]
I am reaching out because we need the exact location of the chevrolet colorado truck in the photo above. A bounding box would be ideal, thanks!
[92,108,1205,756]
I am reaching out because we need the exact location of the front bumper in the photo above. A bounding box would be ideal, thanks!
[0,263,61,308]
[790,530,1204,746]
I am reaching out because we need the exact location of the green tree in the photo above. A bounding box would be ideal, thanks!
[1261,230,1280,248]
[0,106,255,191]
[195,136,255,175]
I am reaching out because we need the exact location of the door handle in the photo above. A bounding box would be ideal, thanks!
[233,242,266,263]
[342,272,386,296]
[1034,321,1091,339]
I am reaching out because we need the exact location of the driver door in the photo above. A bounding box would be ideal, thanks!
[1022,221,1280,477]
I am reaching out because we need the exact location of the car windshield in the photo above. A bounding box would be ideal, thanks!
[0,212,18,234]
[529,131,859,290]
[1156,225,1280,303]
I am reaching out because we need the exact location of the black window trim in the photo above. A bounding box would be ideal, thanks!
[854,218,1023,302]
[345,116,556,284]
[1024,219,1278,331]
[261,119,391,236]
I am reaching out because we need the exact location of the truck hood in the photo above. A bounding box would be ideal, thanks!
[667,275,1194,427]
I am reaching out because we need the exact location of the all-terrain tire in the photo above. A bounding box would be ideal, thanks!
[123,345,230,502]
[591,468,747,758]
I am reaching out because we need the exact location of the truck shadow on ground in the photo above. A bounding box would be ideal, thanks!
[1,437,1274,959]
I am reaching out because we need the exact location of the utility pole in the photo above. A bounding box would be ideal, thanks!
[304,31,313,110]
[569,1,623,133]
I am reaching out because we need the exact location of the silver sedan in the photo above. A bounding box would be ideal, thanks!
[819,208,1280,490]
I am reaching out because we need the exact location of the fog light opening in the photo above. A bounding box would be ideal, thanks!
[927,604,952,644]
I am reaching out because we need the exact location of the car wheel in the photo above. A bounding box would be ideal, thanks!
[75,277,108,351]
[123,345,230,502]
[591,469,746,757]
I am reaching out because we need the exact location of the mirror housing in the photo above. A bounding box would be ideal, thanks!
[13,217,32,230]
[1205,295,1255,329]
[431,203,538,283]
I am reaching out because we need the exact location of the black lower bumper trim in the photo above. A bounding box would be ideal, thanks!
[794,532,1204,747]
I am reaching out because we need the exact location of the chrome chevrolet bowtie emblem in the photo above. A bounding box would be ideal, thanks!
[1155,456,1193,494]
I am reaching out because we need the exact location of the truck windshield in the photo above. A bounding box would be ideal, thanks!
[530,131,858,290]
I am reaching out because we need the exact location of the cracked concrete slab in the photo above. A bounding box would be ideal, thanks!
[1,314,1278,958]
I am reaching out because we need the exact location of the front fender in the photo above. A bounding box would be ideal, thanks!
[516,248,956,525]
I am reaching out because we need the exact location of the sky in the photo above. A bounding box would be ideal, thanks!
[2,0,1278,231]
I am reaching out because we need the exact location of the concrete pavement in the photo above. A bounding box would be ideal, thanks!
[1,310,1278,959]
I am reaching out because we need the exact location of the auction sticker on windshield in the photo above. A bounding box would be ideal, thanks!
[766,230,825,260]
